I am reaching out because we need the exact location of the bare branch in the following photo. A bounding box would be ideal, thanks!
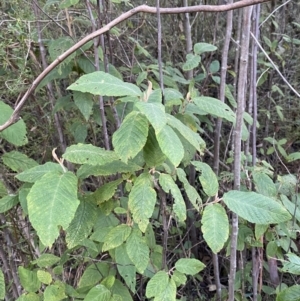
[0,0,270,132]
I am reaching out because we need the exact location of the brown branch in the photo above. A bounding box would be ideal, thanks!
[0,0,270,132]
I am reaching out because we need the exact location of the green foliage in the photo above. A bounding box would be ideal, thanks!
[276,285,300,301]
[202,204,229,253]
[159,173,186,222]
[68,71,141,96]
[112,111,148,163]
[2,151,38,173]
[0,102,27,146]
[193,96,236,123]
[223,190,291,224]
[27,171,80,246]
[146,271,176,301]
[192,161,219,197]
[128,173,156,232]
[18,267,41,293]
[0,2,298,300]
[102,224,132,251]
[156,125,184,167]
[63,144,119,166]
[66,199,98,248]
[115,244,136,292]
[175,258,205,275]
[135,102,166,133]
[126,228,149,273]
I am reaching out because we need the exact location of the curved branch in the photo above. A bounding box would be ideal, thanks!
[0,0,270,132]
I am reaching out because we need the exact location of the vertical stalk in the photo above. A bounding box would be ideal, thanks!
[212,1,233,299]
[86,0,110,150]
[182,0,199,260]
[228,6,253,301]
[156,0,164,98]
[182,0,193,80]
[250,4,261,300]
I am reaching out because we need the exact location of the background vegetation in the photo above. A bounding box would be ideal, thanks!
[1,0,300,300]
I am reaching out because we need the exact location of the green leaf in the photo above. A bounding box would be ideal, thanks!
[154,278,176,301]
[253,172,277,198]
[276,285,300,301]
[0,101,28,146]
[0,269,5,300]
[176,168,202,210]
[209,60,220,73]
[194,42,217,55]
[159,173,186,222]
[102,224,132,252]
[136,71,147,86]
[225,84,237,108]
[16,163,62,183]
[27,171,80,247]
[201,204,229,253]
[81,238,99,253]
[145,88,162,103]
[126,228,149,273]
[171,270,187,287]
[78,263,110,289]
[77,160,142,179]
[183,53,201,71]
[32,254,61,268]
[69,121,88,143]
[135,102,166,133]
[90,226,112,242]
[63,144,119,166]
[68,71,141,97]
[223,190,291,224]
[281,253,300,275]
[0,195,19,213]
[115,244,136,293]
[101,275,115,290]
[193,96,236,123]
[156,125,184,167]
[111,279,133,301]
[73,91,94,121]
[175,112,198,131]
[37,270,52,285]
[93,179,123,204]
[2,151,38,173]
[143,126,166,167]
[166,114,205,152]
[44,282,66,301]
[255,224,268,240]
[192,162,218,197]
[146,271,169,298]
[145,223,156,249]
[66,200,98,248]
[281,195,300,224]
[112,111,148,163]
[243,111,254,126]
[175,258,205,275]
[128,173,156,232]
[18,267,41,293]
[164,88,183,106]
[287,152,300,162]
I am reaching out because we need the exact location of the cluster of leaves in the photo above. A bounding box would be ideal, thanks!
[2,49,300,300]
[1,0,300,301]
